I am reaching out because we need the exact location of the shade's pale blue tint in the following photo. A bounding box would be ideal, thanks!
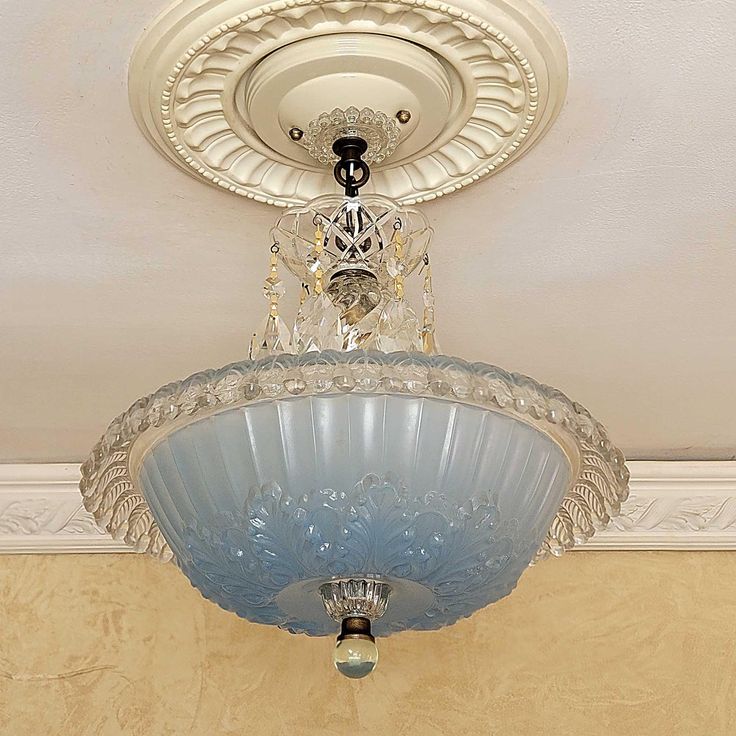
[138,394,571,635]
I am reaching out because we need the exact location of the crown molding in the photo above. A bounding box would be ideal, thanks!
[583,461,736,550]
[0,465,129,553]
[0,461,735,554]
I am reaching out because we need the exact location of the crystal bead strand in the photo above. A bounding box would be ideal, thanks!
[388,222,407,298]
[421,255,440,355]
[375,220,423,352]
[312,220,326,296]
[292,220,343,353]
[249,244,292,359]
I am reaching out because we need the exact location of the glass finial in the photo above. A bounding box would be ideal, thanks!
[320,580,390,679]
[333,618,379,680]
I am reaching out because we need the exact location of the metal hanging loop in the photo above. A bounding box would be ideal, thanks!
[333,137,371,197]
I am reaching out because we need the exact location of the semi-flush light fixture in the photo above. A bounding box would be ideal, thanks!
[81,0,629,679]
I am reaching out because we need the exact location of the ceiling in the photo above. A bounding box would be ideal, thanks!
[1,0,734,463]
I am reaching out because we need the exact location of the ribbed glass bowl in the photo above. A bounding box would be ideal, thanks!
[80,351,628,635]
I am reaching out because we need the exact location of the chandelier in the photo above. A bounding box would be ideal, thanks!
[81,0,629,679]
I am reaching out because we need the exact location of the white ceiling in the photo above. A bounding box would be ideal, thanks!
[1,0,735,463]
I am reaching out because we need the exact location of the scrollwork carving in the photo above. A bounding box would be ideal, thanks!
[610,496,736,534]
[0,498,104,537]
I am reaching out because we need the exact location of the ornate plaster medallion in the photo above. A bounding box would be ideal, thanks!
[129,0,568,206]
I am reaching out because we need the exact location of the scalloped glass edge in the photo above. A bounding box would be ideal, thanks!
[79,350,629,565]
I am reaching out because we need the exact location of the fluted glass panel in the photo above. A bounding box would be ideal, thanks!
[138,394,571,635]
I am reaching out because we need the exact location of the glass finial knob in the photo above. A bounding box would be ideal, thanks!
[333,616,379,679]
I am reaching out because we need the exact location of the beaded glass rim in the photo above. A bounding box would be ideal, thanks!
[80,351,629,565]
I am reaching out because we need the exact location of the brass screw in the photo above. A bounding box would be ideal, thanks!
[396,110,412,125]
[289,127,304,141]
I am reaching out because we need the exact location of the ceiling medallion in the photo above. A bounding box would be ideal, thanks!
[83,0,628,680]
[129,0,568,206]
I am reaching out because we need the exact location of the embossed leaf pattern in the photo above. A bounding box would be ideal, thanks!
[179,475,527,636]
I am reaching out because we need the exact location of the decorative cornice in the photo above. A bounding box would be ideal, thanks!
[0,465,129,553]
[583,461,736,550]
[1,461,735,553]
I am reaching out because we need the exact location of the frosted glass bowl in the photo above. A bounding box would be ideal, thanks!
[81,351,628,635]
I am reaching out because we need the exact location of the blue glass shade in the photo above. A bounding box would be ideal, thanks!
[138,393,571,635]
[81,351,628,638]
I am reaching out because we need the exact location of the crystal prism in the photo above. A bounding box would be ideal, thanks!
[263,275,286,301]
[422,327,441,355]
[387,257,406,279]
[293,292,343,353]
[306,255,324,274]
[250,314,292,359]
[343,300,383,350]
[375,298,423,352]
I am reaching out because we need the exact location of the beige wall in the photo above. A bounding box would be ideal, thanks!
[0,552,734,735]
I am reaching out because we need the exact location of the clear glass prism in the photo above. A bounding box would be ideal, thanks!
[293,292,343,353]
[375,298,423,352]
[250,314,292,358]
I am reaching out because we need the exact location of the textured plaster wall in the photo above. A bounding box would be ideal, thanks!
[0,552,734,735]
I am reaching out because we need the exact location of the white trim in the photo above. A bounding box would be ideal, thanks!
[0,464,129,553]
[583,461,736,550]
[1,461,735,553]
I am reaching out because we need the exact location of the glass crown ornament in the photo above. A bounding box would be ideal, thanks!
[81,129,629,680]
